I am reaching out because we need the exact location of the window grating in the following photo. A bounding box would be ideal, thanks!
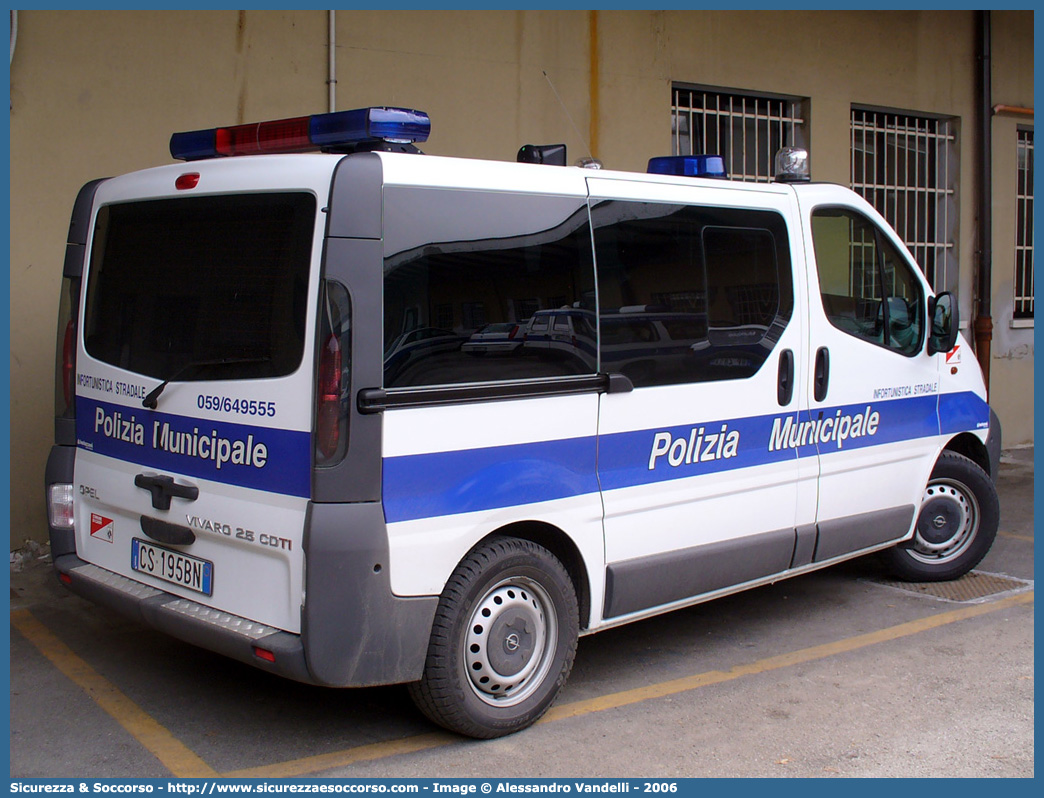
[672,85,808,183]
[1014,128,1034,319]
[850,108,958,293]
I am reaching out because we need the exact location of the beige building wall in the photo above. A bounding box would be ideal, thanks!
[9,10,1033,546]
[987,11,1035,446]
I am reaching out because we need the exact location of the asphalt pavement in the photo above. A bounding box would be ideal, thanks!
[9,448,1034,778]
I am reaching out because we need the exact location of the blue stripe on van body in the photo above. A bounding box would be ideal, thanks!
[597,395,942,492]
[382,391,989,524]
[76,396,311,498]
[938,390,992,434]
[382,436,600,524]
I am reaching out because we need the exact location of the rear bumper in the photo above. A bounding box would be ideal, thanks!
[52,544,439,688]
[53,553,315,683]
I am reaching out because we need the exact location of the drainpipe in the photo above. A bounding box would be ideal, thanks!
[993,104,1034,117]
[9,9,15,109]
[588,10,599,161]
[10,9,17,65]
[973,10,993,394]
[328,10,336,113]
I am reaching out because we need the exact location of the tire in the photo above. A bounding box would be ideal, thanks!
[879,451,999,582]
[408,537,579,738]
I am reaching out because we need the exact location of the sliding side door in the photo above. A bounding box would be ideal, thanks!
[590,177,816,623]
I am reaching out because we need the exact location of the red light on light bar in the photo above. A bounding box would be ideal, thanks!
[253,646,276,663]
[175,173,200,190]
[216,117,312,157]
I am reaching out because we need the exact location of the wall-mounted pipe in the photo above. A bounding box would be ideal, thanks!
[993,104,1034,117]
[328,10,336,113]
[973,10,993,394]
[10,9,17,65]
[588,10,599,160]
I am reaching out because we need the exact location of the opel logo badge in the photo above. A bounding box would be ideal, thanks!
[505,633,521,652]
[933,515,947,529]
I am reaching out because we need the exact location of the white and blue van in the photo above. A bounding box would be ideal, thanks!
[45,107,1001,738]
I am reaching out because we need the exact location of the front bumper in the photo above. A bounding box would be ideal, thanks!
[986,407,1003,479]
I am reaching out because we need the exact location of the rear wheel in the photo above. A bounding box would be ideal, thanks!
[408,537,579,738]
[880,451,999,582]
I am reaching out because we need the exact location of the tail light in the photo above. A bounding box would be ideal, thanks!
[48,484,75,530]
[315,280,352,466]
[508,325,519,339]
[316,333,342,461]
[54,277,80,420]
[62,320,76,409]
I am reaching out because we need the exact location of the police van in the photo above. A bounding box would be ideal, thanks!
[45,106,1001,739]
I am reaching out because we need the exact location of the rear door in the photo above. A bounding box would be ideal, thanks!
[71,157,336,633]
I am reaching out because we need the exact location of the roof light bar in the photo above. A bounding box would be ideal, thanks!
[170,107,431,161]
[647,155,728,179]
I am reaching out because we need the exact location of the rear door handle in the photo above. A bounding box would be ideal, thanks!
[814,346,830,403]
[777,349,794,406]
[140,515,196,546]
[134,474,199,511]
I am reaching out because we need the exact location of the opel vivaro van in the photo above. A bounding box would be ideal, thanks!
[45,107,1001,738]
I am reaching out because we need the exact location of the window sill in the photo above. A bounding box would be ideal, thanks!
[1010,318,1034,329]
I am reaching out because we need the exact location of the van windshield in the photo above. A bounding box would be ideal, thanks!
[83,193,315,381]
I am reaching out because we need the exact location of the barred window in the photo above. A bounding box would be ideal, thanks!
[850,108,958,293]
[672,85,808,183]
[1014,128,1034,320]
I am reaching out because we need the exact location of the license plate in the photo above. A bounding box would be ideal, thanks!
[132,538,213,596]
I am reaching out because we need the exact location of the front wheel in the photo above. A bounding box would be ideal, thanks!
[408,537,579,738]
[879,451,999,582]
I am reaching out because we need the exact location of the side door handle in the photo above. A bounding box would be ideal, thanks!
[777,349,795,406]
[814,346,830,403]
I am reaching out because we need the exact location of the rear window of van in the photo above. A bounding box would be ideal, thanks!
[83,193,315,382]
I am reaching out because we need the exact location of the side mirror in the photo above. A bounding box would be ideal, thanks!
[927,292,959,355]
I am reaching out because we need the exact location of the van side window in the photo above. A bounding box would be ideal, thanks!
[811,208,924,356]
[383,189,596,388]
[591,201,792,387]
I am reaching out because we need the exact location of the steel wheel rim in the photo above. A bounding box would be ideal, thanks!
[463,576,557,708]
[908,477,980,565]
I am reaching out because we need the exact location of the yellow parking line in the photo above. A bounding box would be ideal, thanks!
[12,592,1034,778]
[999,530,1034,543]
[540,590,1033,723]
[226,590,1033,777]
[10,609,218,778]
[221,732,459,779]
